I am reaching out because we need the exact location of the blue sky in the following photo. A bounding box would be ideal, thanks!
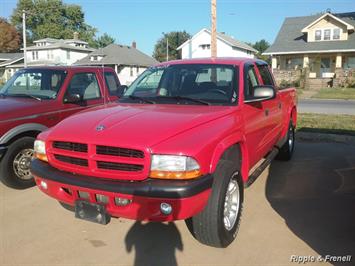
[1,0,354,55]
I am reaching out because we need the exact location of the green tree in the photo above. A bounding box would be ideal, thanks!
[252,39,270,54]
[153,31,191,62]
[10,0,96,45]
[0,17,20,52]
[92,33,115,48]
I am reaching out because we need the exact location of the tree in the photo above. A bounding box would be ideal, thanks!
[10,0,96,45]
[0,17,20,52]
[153,31,191,62]
[92,33,115,48]
[252,39,270,54]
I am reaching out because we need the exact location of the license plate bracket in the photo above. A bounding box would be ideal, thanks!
[75,200,111,225]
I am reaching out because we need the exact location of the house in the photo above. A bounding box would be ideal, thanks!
[75,42,159,85]
[177,28,258,59]
[264,12,355,87]
[4,33,94,81]
[0,53,23,83]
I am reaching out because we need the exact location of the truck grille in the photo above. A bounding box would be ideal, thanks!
[48,141,148,180]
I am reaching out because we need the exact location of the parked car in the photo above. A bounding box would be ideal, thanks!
[31,58,297,247]
[0,66,123,189]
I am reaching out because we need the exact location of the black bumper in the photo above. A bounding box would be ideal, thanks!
[0,146,7,160]
[30,159,213,199]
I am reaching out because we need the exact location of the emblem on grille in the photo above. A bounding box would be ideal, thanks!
[96,125,106,131]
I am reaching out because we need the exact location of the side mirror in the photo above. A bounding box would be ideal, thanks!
[116,85,128,97]
[245,85,275,103]
[64,93,82,104]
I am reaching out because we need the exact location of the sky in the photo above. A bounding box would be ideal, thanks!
[1,0,355,56]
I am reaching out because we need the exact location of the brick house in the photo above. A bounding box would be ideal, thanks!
[264,12,355,88]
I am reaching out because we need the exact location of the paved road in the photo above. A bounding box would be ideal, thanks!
[298,99,355,115]
[1,141,355,266]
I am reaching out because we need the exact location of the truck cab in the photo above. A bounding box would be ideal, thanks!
[0,66,122,188]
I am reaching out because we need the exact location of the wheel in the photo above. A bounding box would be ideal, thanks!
[0,136,36,189]
[186,160,243,248]
[59,201,75,212]
[276,121,295,161]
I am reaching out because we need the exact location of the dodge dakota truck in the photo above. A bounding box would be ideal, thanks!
[31,58,297,247]
[0,66,123,188]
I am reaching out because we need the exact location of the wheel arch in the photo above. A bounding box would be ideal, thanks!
[209,133,250,183]
[0,123,48,146]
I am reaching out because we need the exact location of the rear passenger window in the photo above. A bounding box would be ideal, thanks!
[104,72,121,95]
[66,73,101,100]
[257,65,274,86]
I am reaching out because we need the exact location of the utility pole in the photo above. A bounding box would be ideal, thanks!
[22,10,27,68]
[166,37,169,62]
[211,0,217,58]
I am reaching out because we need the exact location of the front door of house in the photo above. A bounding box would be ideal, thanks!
[320,57,331,77]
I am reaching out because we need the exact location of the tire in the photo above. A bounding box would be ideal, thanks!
[186,159,243,248]
[59,201,75,212]
[0,136,36,189]
[276,121,295,161]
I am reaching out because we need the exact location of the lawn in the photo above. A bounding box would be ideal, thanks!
[297,113,355,136]
[311,87,355,100]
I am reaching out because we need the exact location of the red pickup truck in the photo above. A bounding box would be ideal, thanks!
[31,58,297,247]
[0,66,123,188]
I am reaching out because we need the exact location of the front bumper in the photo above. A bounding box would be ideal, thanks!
[31,159,212,221]
[0,146,7,160]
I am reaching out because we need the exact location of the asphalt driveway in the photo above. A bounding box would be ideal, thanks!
[1,140,354,266]
[298,99,355,115]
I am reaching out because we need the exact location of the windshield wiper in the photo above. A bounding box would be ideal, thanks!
[127,95,155,104]
[156,96,210,105]
[7,93,42,101]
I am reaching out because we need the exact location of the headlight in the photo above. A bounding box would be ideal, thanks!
[149,155,201,180]
[34,140,48,162]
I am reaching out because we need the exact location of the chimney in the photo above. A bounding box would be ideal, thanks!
[132,41,137,49]
[73,32,79,40]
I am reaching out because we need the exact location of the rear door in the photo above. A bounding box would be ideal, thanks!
[60,71,104,120]
[255,63,283,151]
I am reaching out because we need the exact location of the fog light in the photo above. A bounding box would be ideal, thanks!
[114,197,131,206]
[160,203,172,215]
[96,194,109,204]
[40,180,48,190]
[78,191,90,200]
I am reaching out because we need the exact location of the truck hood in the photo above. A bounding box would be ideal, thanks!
[48,103,235,148]
[0,97,55,122]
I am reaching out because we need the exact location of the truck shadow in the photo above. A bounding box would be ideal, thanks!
[124,199,183,266]
[265,142,355,265]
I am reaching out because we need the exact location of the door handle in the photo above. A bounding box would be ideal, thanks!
[278,102,282,109]
[265,109,269,116]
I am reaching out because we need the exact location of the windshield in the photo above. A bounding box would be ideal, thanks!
[120,64,238,105]
[0,69,67,100]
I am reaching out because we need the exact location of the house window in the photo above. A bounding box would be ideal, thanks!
[130,67,133,77]
[32,51,38,60]
[47,50,53,60]
[315,30,322,41]
[324,29,331,40]
[333,28,340,40]
[91,56,98,61]
[199,44,211,50]
[136,66,139,74]
[344,57,355,69]
[66,51,70,60]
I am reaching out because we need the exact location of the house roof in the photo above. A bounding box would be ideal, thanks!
[0,53,23,61]
[177,28,258,53]
[264,12,355,55]
[74,44,159,67]
[26,41,95,52]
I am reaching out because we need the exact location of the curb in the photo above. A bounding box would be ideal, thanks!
[296,131,355,145]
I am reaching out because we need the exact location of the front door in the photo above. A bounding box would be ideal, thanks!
[320,57,331,78]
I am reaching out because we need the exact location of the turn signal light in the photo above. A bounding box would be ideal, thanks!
[149,169,202,180]
[35,153,48,162]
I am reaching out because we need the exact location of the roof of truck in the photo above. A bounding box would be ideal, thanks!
[21,66,115,72]
[155,57,265,67]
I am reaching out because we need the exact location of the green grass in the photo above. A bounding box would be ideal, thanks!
[311,87,355,100]
[297,113,355,136]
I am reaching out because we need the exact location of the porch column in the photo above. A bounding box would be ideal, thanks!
[303,55,309,68]
[336,54,342,68]
[271,56,277,70]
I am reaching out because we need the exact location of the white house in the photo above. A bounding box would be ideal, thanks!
[177,28,258,59]
[4,33,94,80]
[75,42,158,85]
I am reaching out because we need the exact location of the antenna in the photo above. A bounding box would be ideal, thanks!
[102,63,107,106]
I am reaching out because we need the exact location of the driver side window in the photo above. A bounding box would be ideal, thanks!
[66,73,101,100]
[245,66,260,99]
